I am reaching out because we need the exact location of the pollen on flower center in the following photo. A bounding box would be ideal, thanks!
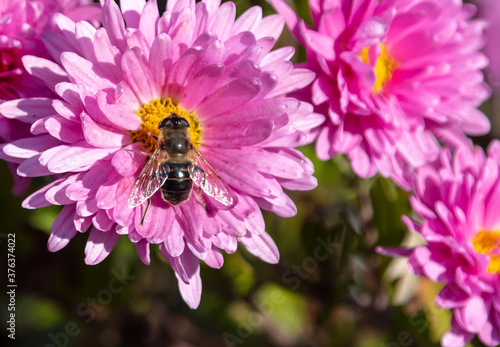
[130,98,202,153]
[359,43,399,92]
[472,229,500,274]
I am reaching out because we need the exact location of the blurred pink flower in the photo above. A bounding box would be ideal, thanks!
[0,0,322,308]
[381,142,500,346]
[0,0,100,99]
[270,0,491,189]
[0,0,100,194]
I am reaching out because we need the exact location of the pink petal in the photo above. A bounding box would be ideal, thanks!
[203,246,224,269]
[176,268,202,309]
[61,52,115,93]
[22,56,68,92]
[81,112,128,148]
[268,68,316,98]
[102,0,127,51]
[120,0,146,28]
[135,239,150,265]
[0,98,55,123]
[48,204,78,252]
[84,227,121,265]
[121,47,158,104]
[46,143,116,173]
[164,217,186,257]
[195,77,262,119]
[138,0,160,46]
[239,231,279,264]
[149,33,173,90]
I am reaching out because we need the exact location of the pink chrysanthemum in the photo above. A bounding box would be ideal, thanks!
[0,0,100,99]
[474,0,500,91]
[381,142,500,346]
[0,0,100,194]
[270,0,491,189]
[0,0,323,308]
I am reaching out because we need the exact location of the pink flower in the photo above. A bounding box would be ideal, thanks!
[0,0,322,308]
[0,0,100,194]
[380,142,500,346]
[0,0,100,99]
[270,0,491,189]
[474,0,500,91]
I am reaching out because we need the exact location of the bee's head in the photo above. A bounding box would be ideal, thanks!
[158,114,190,129]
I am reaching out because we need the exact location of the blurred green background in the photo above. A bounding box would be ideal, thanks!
[0,0,498,346]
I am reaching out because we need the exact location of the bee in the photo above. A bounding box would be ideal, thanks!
[128,113,235,224]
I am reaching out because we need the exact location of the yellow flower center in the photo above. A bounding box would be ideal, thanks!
[130,98,202,153]
[472,229,500,274]
[359,43,399,92]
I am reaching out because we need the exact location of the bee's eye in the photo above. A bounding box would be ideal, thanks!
[180,119,189,128]
[158,118,172,129]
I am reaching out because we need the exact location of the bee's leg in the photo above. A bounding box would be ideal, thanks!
[121,148,149,156]
[195,167,211,213]
[140,198,152,226]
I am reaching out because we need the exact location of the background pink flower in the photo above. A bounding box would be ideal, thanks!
[0,0,100,194]
[0,0,323,308]
[381,142,500,346]
[270,0,491,189]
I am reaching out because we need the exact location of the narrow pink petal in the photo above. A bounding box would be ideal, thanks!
[207,1,235,41]
[203,119,273,147]
[233,6,262,34]
[121,47,158,104]
[195,77,262,119]
[46,143,116,173]
[48,204,78,252]
[111,144,144,178]
[135,239,150,265]
[2,135,60,159]
[160,246,198,284]
[66,162,114,201]
[149,33,173,91]
[163,46,204,99]
[0,98,55,123]
[95,175,120,209]
[461,296,489,333]
[181,63,225,109]
[96,92,141,131]
[204,246,224,269]
[239,231,279,264]
[17,154,54,177]
[22,176,73,209]
[102,0,127,51]
[268,68,316,98]
[22,56,68,92]
[75,21,98,62]
[176,269,202,309]
[211,232,237,253]
[139,0,159,46]
[84,227,121,265]
[92,28,123,83]
[164,217,186,257]
[92,210,115,231]
[61,52,115,93]
[81,112,128,148]
[120,0,146,28]
[135,198,174,244]
[42,116,83,143]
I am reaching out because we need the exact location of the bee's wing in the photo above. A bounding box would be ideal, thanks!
[128,147,169,208]
[190,148,235,209]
